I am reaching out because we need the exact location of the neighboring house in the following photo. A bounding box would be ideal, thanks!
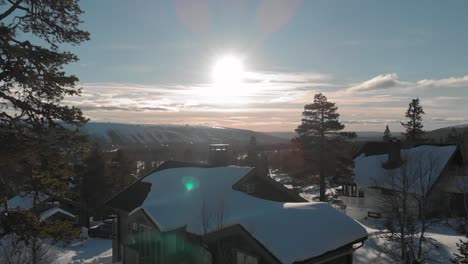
[342,140,467,220]
[1,193,82,223]
[106,161,367,264]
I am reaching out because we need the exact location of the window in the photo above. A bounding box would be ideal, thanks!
[343,185,349,196]
[351,184,357,197]
[368,212,382,218]
[235,250,258,264]
[129,222,138,231]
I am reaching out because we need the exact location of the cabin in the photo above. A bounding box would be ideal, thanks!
[342,140,467,220]
[106,161,368,264]
[208,143,230,166]
[1,193,82,224]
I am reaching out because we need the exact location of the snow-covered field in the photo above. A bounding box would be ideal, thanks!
[52,238,112,264]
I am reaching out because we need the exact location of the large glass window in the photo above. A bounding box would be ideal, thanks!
[235,250,258,264]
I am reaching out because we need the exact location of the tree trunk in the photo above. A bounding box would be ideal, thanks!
[31,237,38,264]
[319,110,326,202]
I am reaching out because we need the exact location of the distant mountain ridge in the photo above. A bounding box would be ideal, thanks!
[265,131,399,141]
[81,122,287,146]
[426,124,468,142]
[80,123,468,146]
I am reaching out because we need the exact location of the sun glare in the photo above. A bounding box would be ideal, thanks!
[194,54,253,105]
[212,55,245,85]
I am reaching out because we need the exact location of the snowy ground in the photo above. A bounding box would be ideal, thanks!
[354,218,466,264]
[52,238,112,264]
[51,228,112,264]
[270,170,339,201]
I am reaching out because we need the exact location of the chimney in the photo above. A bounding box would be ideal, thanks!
[386,139,401,167]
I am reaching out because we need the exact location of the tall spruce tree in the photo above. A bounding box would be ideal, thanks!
[401,98,426,142]
[295,93,346,202]
[383,125,392,141]
[108,149,135,194]
[246,136,258,167]
[0,0,89,256]
[75,143,107,226]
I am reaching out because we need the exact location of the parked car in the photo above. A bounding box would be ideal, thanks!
[88,222,113,239]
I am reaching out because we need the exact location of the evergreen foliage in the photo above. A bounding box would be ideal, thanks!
[0,0,89,251]
[401,99,426,142]
[452,240,468,264]
[295,93,352,201]
[246,136,258,167]
[383,125,392,141]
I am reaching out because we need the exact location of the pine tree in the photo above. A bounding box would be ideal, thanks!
[246,136,258,167]
[452,239,468,264]
[75,144,107,226]
[295,93,346,202]
[383,125,392,141]
[401,98,426,142]
[108,149,135,194]
[0,0,88,254]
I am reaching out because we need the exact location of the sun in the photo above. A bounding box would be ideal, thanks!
[211,55,245,85]
[194,54,252,105]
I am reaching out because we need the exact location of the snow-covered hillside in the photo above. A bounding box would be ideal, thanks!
[80,122,287,146]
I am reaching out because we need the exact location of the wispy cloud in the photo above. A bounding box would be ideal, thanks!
[417,75,468,88]
[348,73,468,93]
[347,73,410,93]
[245,71,331,84]
[68,70,468,131]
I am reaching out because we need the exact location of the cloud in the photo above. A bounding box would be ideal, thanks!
[64,70,468,132]
[342,119,402,124]
[347,73,409,92]
[244,71,331,84]
[348,73,468,94]
[79,105,170,112]
[417,75,468,88]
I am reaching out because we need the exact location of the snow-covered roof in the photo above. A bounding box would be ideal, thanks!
[0,193,49,213]
[354,145,457,194]
[130,166,367,263]
[40,207,76,220]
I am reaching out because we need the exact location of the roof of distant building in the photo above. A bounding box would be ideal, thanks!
[354,145,457,194]
[127,166,367,263]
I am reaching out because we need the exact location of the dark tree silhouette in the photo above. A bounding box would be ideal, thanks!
[246,136,257,167]
[0,0,90,194]
[0,0,89,130]
[75,144,107,226]
[295,93,346,202]
[401,98,426,142]
[383,125,392,142]
[0,1,89,259]
[452,240,468,264]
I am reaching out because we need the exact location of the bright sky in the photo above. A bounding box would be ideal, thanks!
[64,0,468,132]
